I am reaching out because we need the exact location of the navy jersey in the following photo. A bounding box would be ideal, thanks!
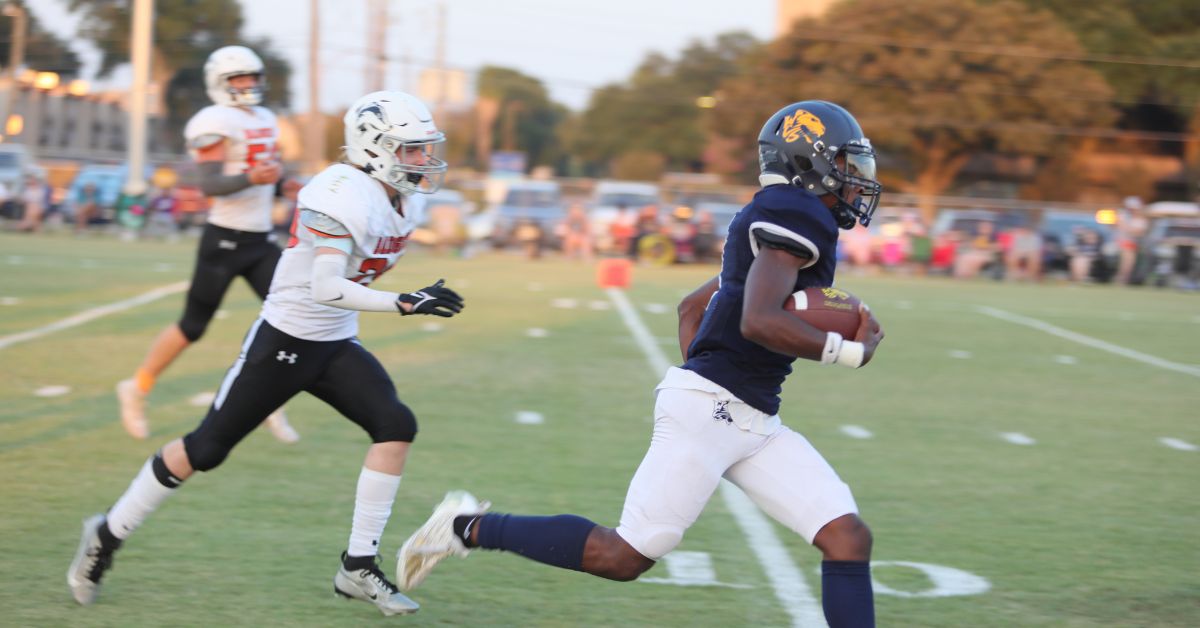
[682,184,840,415]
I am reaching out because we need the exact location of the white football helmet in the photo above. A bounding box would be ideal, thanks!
[343,91,447,195]
[204,45,265,107]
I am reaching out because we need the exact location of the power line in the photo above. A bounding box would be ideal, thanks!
[781,32,1200,70]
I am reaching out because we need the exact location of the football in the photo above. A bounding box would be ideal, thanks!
[784,287,863,338]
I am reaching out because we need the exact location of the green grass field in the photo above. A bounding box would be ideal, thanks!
[1,231,1197,627]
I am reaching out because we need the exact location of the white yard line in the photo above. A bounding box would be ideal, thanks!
[606,287,825,628]
[977,306,1200,379]
[0,282,188,351]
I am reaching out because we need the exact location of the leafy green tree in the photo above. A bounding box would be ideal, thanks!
[0,1,82,76]
[471,66,565,172]
[573,31,759,177]
[712,0,1116,218]
[1015,0,1200,128]
[69,0,291,151]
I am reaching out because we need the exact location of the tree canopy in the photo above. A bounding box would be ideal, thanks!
[69,0,291,151]
[572,31,760,177]
[0,0,82,77]
[711,0,1117,212]
[471,66,566,172]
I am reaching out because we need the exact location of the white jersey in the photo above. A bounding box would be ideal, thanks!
[261,164,425,341]
[184,104,279,232]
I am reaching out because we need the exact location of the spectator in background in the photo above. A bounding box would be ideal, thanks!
[954,220,998,279]
[628,204,661,261]
[74,183,101,234]
[145,186,179,237]
[609,203,636,257]
[1115,200,1147,285]
[692,210,720,264]
[1004,224,1042,281]
[667,205,697,263]
[1069,227,1102,282]
[15,174,47,232]
[560,203,593,261]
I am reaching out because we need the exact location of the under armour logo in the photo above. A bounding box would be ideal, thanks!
[713,400,733,424]
[276,351,298,364]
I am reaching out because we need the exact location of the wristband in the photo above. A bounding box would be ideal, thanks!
[820,332,843,365]
[835,341,865,368]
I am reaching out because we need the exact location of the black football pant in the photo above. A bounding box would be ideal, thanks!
[182,319,417,471]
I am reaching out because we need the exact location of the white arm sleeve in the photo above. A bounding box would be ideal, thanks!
[311,252,401,312]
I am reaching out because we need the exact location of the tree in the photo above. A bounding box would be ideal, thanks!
[469,66,565,173]
[712,0,1117,220]
[573,31,760,177]
[69,0,291,151]
[1017,0,1200,138]
[0,1,82,77]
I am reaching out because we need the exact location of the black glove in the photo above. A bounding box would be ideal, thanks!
[396,279,464,317]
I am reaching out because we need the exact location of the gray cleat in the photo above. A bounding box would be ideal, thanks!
[334,552,420,616]
[67,514,119,605]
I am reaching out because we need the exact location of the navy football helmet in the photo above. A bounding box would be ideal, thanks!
[758,100,881,229]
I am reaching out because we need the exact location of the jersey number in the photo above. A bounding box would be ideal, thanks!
[246,141,276,167]
[352,258,390,285]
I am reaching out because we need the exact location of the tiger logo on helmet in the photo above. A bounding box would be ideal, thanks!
[781,109,825,144]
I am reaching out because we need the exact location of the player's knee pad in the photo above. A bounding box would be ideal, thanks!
[182,434,232,472]
[177,314,210,342]
[369,402,418,444]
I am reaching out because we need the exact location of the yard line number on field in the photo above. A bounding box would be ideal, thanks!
[0,282,188,351]
[606,287,826,628]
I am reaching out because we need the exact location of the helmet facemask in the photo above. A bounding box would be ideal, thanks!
[821,142,881,229]
[369,135,447,195]
[220,73,265,107]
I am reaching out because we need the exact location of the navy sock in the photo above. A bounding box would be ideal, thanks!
[822,560,875,628]
[473,513,596,571]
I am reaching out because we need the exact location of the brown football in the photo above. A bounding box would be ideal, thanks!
[784,287,863,339]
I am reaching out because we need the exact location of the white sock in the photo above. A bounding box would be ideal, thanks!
[106,458,179,539]
[347,467,402,558]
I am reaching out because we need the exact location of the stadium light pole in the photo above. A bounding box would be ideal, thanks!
[124,0,153,198]
[0,2,27,143]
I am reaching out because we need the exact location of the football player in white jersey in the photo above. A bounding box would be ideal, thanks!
[116,45,300,444]
[70,91,462,616]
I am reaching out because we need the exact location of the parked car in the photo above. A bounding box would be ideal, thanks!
[488,180,566,249]
[1141,216,1200,288]
[1038,211,1116,276]
[588,180,662,252]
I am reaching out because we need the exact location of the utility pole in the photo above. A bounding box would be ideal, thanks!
[124,0,153,197]
[364,0,386,93]
[0,2,26,141]
[305,0,325,174]
[433,0,446,121]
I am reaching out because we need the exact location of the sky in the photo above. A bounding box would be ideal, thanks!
[26,0,776,113]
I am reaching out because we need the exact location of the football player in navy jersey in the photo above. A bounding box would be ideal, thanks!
[399,101,885,627]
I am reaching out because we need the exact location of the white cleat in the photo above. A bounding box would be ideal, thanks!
[67,514,119,605]
[334,553,419,616]
[116,379,149,440]
[264,409,300,444]
[396,490,489,591]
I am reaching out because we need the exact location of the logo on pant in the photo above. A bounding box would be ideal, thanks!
[713,400,733,424]
[276,351,298,364]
